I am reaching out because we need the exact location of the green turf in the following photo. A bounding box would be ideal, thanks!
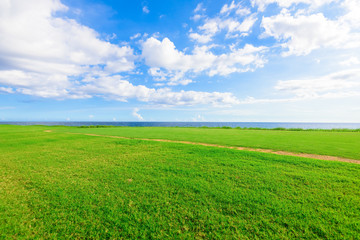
[52,125,360,160]
[1,125,360,239]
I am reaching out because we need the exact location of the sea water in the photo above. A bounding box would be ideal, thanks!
[1,121,360,129]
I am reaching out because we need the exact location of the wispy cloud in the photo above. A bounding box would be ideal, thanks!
[275,69,360,99]
[0,87,14,94]
[194,3,206,13]
[192,114,205,121]
[0,106,15,110]
[142,6,149,14]
[132,108,144,120]
[340,57,360,66]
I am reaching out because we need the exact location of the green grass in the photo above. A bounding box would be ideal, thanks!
[78,125,360,132]
[1,125,360,239]
[52,125,360,160]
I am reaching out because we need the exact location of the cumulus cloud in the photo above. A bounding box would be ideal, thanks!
[132,108,144,120]
[260,1,360,56]
[0,0,135,99]
[261,10,349,56]
[0,0,135,72]
[0,0,243,106]
[142,37,267,83]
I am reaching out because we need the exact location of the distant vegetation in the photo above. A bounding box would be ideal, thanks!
[78,125,360,132]
[78,125,116,128]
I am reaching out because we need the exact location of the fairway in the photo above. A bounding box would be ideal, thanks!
[1,125,360,239]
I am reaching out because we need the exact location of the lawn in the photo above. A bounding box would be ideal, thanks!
[1,125,360,239]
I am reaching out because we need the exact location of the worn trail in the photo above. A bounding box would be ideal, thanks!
[45,130,360,165]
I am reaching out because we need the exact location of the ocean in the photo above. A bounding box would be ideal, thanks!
[1,121,360,129]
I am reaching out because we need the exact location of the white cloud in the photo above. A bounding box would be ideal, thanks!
[251,0,336,12]
[132,108,144,120]
[0,87,14,94]
[191,14,205,21]
[168,78,193,86]
[340,0,360,29]
[130,33,141,40]
[77,73,239,105]
[0,70,82,99]
[220,1,250,16]
[105,33,117,41]
[190,14,257,44]
[260,0,360,56]
[194,3,206,13]
[275,69,360,99]
[261,10,351,56]
[0,0,134,72]
[188,32,213,43]
[0,0,135,99]
[0,0,241,107]
[220,1,239,15]
[142,6,149,14]
[189,1,257,44]
[192,114,205,121]
[0,2,241,107]
[208,44,267,76]
[148,69,192,86]
[142,37,266,81]
[340,57,360,66]
[142,38,190,71]
[149,89,240,106]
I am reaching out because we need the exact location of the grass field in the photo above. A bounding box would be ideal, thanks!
[58,125,360,160]
[1,125,360,239]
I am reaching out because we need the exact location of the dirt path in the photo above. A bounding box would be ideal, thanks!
[45,130,360,165]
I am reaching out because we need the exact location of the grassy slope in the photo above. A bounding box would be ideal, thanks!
[1,125,360,239]
[57,126,360,160]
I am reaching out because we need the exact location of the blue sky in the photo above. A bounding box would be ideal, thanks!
[0,0,360,122]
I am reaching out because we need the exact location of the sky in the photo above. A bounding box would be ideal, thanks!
[0,0,360,122]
